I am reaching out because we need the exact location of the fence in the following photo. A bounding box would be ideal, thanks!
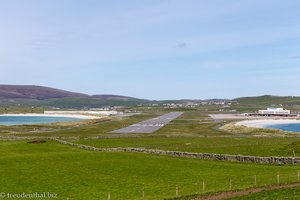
[53,139,300,199]
[61,171,300,200]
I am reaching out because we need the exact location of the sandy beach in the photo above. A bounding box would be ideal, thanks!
[0,113,101,120]
[235,119,300,128]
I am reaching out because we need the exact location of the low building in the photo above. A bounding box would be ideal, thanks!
[258,108,290,115]
[245,107,297,117]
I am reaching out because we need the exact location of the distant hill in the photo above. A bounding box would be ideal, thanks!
[0,85,147,108]
[0,85,88,100]
[234,95,300,105]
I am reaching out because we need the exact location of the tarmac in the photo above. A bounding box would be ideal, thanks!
[112,112,183,133]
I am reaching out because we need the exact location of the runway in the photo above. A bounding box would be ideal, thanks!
[112,112,183,133]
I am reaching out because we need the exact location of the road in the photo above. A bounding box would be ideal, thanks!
[112,112,183,133]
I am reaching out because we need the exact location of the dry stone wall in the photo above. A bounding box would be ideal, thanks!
[53,138,300,165]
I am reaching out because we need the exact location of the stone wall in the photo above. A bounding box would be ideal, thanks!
[53,138,300,165]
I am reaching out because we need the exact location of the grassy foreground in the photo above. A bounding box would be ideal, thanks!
[1,140,300,200]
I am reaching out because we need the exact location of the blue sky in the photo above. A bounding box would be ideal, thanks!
[1,0,300,100]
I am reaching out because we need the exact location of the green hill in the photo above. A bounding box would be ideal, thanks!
[234,95,300,106]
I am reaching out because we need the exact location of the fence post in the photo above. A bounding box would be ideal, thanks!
[202,180,205,193]
[277,172,280,185]
[293,150,296,157]
[254,175,257,186]
[108,192,110,200]
[176,185,179,197]
[292,158,295,165]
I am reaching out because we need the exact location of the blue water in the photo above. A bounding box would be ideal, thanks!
[265,124,300,132]
[0,116,81,126]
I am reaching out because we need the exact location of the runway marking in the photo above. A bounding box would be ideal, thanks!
[112,112,183,133]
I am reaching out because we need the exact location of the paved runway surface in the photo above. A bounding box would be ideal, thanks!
[112,112,183,133]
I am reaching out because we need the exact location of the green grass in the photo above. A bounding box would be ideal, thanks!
[1,140,300,200]
[230,187,300,200]
[155,122,226,135]
[76,137,300,157]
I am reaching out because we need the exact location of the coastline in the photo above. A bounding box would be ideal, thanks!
[0,113,101,120]
[235,119,300,128]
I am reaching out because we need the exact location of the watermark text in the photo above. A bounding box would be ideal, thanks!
[0,192,58,199]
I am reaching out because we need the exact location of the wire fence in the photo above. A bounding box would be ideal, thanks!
[63,170,300,200]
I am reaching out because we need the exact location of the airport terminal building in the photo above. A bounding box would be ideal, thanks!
[258,108,290,115]
[246,108,297,117]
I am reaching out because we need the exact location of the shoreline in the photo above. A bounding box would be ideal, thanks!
[0,113,101,120]
[235,119,300,128]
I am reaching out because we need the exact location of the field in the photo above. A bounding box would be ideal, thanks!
[2,107,300,199]
[1,140,300,200]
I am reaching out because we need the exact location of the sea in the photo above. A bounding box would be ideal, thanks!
[0,116,81,126]
[265,123,300,132]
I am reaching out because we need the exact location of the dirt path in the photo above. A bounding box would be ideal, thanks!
[193,182,300,200]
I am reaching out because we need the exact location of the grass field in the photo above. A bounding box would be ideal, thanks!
[2,108,300,199]
[1,140,300,200]
[155,122,226,136]
[76,137,300,157]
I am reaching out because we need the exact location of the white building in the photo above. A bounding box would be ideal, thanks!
[258,108,290,115]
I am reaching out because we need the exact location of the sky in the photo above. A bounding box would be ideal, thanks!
[1,0,300,100]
